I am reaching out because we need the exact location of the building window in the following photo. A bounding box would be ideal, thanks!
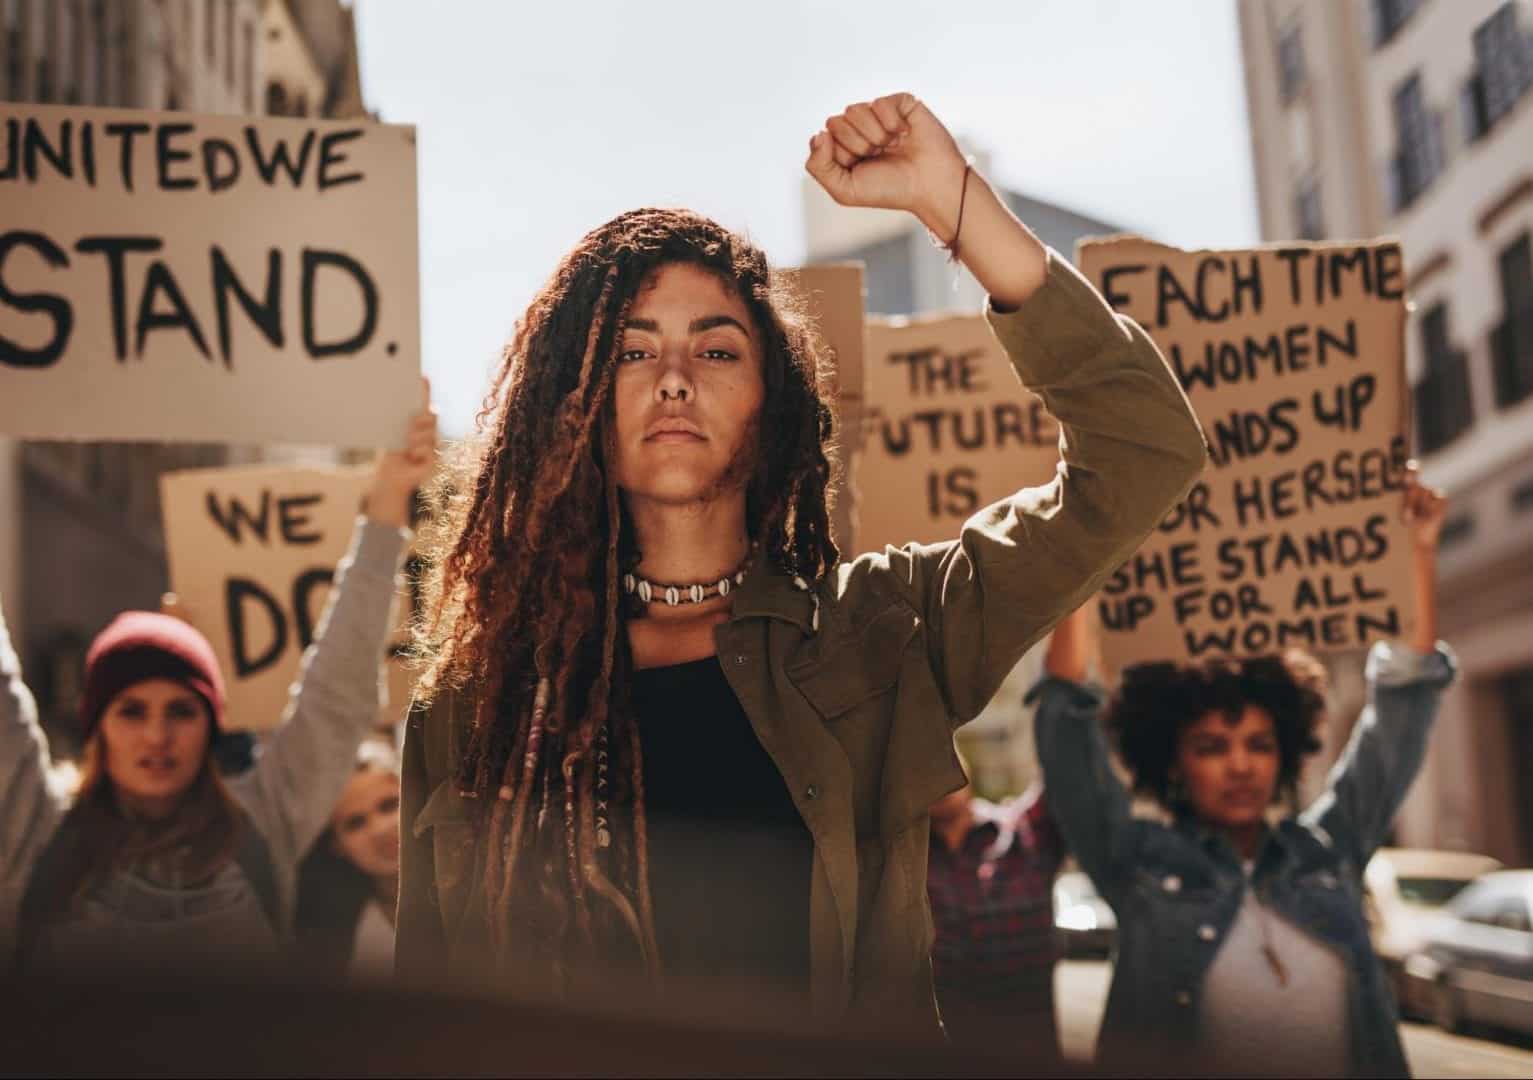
[1277,23,1306,105]
[223,0,234,87]
[204,0,216,63]
[1389,73,1443,212]
[1468,2,1533,138]
[3,0,21,100]
[56,1,78,104]
[1512,474,1533,514]
[242,19,254,111]
[1295,175,1325,240]
[91,0,111,106]
[1492,231,1533,409]
[266,80,288,115]
[1414,304,1474,454]
[117,16,134,106]
[1439,512,1475,548]
[1371,0,1421,48]
[164,49,180,110]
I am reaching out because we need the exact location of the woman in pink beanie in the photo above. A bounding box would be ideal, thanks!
[0,387,436,974]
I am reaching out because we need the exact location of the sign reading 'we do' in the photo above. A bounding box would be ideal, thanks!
[1077,237,1417,668]
[0,102,420,446]
[161,463,375,731]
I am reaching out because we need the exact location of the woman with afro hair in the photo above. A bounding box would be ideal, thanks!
[1034,467,1453,1077]
[396,91,1207,1037]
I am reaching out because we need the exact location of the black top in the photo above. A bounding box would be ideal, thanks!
[630,656,813,996]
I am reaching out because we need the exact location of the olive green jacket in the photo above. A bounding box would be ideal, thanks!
[396,249,1208,1032]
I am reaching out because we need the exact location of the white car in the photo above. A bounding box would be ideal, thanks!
[1413,870,1533,1036]
[1364,847,1503,1017]
[1054,870,1116,957]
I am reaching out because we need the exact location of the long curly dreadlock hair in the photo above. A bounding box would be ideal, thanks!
[413,208,839,991]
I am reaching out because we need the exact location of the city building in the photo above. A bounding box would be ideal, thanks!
[802,151,1124,797]
[261,0,366,120]
[0,0,368,751]
[1239,0,1533,863]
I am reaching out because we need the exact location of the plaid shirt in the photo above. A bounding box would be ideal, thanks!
[927,787,1063,1040]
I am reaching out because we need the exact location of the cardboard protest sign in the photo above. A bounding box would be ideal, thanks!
[783,264,865,551]
[0,103,420,445]
[855,314,1060,555]
[160,462,402,731]
[1076,237,1416,667]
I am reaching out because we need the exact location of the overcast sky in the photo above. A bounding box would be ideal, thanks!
[354,0,1260,435]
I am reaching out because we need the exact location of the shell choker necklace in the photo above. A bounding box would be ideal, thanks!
[622,549,753,608]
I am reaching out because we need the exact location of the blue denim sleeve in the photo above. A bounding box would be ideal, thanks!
[1029,675,1136,900]
[1299,641,1458,869]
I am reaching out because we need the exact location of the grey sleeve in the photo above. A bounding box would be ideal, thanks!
[1300,641,1457,868]
[230,518,407,876]
[0,602,67,935]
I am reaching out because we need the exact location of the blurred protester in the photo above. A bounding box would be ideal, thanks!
[295,739,402,981]
[1033,468,1451,1078]
[927,747,1063,1052]
[399,90,1204,1041]
[0,390,434,973]
[161,592,258,779]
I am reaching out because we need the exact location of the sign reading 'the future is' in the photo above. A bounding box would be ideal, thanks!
[856,314,1059,555]
[0,103,420,446]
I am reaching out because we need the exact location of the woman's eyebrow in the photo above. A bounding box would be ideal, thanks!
[623,315,751,337]
[689,314,750,337]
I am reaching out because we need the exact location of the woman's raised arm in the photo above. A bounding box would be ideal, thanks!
[230,383,435,874]
[0,598,67,952]
[809,94,1208,723]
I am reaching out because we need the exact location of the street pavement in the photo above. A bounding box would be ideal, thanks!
[1055,960,1533,1078]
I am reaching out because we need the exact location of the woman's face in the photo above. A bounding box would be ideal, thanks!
[98,678,211,816]
[330,769,401,879]
[1174,704,1281,832]
[612,262,766,506]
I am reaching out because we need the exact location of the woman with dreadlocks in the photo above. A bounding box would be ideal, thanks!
[397,93,1207,1033]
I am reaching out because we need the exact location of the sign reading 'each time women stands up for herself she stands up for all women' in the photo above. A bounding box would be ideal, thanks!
[1076,236,1418,669]
[0,102,420,446]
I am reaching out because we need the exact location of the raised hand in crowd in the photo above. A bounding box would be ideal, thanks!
[365,376,438,530]
[1401,461,1446,655]
[805,91,1046,310]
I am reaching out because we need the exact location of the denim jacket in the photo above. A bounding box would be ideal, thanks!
[1032,641,1456,1078]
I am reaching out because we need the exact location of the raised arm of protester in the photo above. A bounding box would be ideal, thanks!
[1031,469,1452,1077]
[811,93,1209,725]
[228,383,434,910]
[1031,605,1132,893]
[0,597,66,948]
[1300,465,1454,868]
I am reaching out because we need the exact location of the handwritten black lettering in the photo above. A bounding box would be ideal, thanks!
[0,231,74,368]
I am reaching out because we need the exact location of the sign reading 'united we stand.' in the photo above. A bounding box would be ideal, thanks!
[0,102,421,446]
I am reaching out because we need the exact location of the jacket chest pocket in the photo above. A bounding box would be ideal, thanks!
[412,781,478,937]
[1276,867,1367,949]
[787,602,919,720]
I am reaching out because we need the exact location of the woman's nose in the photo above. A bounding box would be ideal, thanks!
[655,357,694,403]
